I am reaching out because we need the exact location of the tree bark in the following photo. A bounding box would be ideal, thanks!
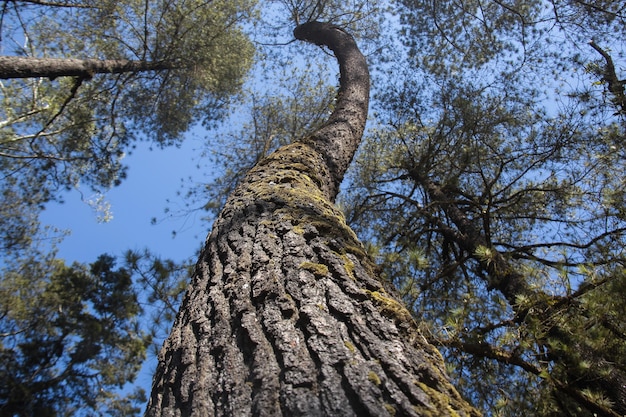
[0,56,172,79]
[145,22,479,417]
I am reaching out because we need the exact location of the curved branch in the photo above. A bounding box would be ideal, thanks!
[294,21,370,200]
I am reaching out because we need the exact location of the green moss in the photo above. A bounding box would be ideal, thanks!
[254,178,358,244]
[299,261,329,277]
[344,340,356,353]
[364,289,413,323]
[412,405,429,416]
[368,371,381,386]
[383,403,396,416]
[238,144,370,265]
[292,224,306,235]
[416,382,462,417]
[241,142,389,308]
[340,254,356,281]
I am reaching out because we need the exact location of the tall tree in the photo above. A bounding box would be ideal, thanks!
[145,21,477,416]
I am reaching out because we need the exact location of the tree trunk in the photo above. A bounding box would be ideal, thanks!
[0,56,172,79]
[145,22,478,417]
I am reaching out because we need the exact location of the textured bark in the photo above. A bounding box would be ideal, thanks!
[145,22,479,417]
[0,56,172,79]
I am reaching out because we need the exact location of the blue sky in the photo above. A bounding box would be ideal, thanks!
[40,129,217,401]
[40,132,210,266]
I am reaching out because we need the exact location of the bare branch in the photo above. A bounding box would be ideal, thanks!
[0,56,175,79]
[12,0,98,8]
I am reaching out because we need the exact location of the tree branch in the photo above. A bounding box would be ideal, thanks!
[0,56,174,79]
[441,337,622,417]
[13,0,98,8]
[588,40,626,115]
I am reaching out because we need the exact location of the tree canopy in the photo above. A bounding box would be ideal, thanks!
[2,0,626,415]
[340,1,626,415]
[0,253,148,415]
[0,0,255,254]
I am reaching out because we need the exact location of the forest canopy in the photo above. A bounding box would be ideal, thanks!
[1,0,625,416]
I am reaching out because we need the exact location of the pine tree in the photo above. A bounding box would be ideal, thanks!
[145,21,478,417]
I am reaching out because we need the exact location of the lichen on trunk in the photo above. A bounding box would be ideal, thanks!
[145,22,479,417]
